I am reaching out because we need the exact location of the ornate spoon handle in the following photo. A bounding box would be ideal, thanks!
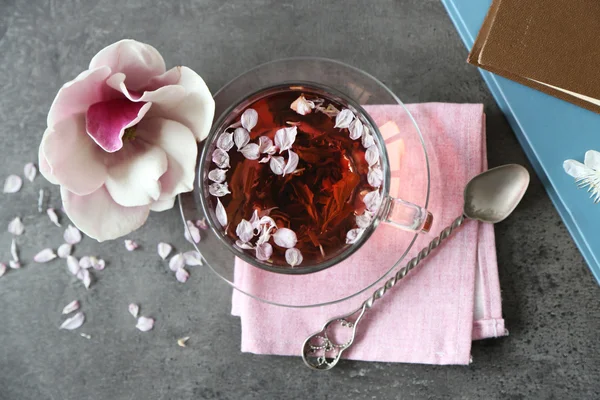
[302,214,466,370]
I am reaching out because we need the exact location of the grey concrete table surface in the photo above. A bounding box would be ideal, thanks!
[1,1,599,399]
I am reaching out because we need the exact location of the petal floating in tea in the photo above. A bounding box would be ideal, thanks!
[365,145,380,167]
[255,242,273,261]
[249,209,260,230]
[285,248,303,267]
[368,166,383,188]
[216,198,228,227]
[241,108,258,131]
[274,126,297,153]
[282,150,299,176]
[235,239,254,250]
[346,228,365,244]
[317,103,340,118]
[361,128,375,148]
[273,227,298,249]
[208,182,231,197]
[348,118,364,140]
[258,136,274,153]
[234,127,250,150]
[290,94,315,115]
[240,143,260,160]
[208,168,227,183]
[270,156,285,175]
[236,219,254,243]
[363,190,381,212]
[334,108,354,129]
[258,216,277,231]
[356,211,373,229]
[216,132,234,151]
[212,148,230,169]
[259,156,271,164]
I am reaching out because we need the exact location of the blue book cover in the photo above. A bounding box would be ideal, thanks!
[441,0,600,284]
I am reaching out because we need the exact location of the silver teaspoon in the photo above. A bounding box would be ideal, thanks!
[302,164,530,370]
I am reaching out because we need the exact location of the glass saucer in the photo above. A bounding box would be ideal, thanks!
[178,57,430,308]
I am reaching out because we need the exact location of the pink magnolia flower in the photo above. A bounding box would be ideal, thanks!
[39,39,215,241]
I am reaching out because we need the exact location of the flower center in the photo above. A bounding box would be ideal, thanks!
[123,126,137,141]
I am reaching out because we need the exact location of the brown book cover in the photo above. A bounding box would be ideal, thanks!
[468,0,600,114]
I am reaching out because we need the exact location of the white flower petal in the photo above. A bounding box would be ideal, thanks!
[177,336,190,347]
[34,248,57,263]
[62,300,80,314]
[241,108,258,131]
[334,109,354,129]
[563,159,588,179]
[183,251,203,266]
[216,132,234,151]
[274,126,297,153]
[368,166,383,188]
[77,268,91,289]
[235,240,254,250]
[236,219,254,243]
[212,148,230,169]
[361,129,374,148]
[8,217,24,236]
[209,182,230,197]
[270,156,285,175]
[124,239,138,251]
[47,208,62,227]
[64,225,82,245]
[349,118,364,140]
[24,163,37,182]
[9,261,20,269]
[249,209,260,230]
[356,212,373,229]
[234,127,250,150]
[273,228,298,248]
[60,311,85,330]
[79,256,92,269]
[10,239,18,262]
[285,248,303,267]
[184,220,201,244]
[169,253,185,271]
[216,198,228,227]
[3,175,22,193]
[255,242,273,261]
[136,316,154,332]
[208,168,227,183]
[157,242,172,260]
[290,94,315,115]
[364,190,381,212]
[92,258,106,271]
[283,150,299,176]
[585,150,600,170]
[346,228,365,244]
[67,256,80,275]
[240,143,260,160]
[259,156,271,164]
[57,243,73,258]
[175,267,190,283]
[258,136,274,153]
[0,263,6,277]
[365,145,379,167]
[129,303,139,318]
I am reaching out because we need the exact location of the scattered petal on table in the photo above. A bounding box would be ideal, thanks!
[57,243,73,258]
[9,260,20,269]
[62,300,80,314]
[184,221,201,244]
[67,256,80,275]
[92,258,105,271]
[183,251,202,266]
[64,225,82,244]
[3,175,22,193]
[136,316,154,332]
[34,248,57,263]
[60,312,85,330]
[0,263,6,277]
[177,336,190,347]
[175,267,189,283]
[80,333,91,340]
[79,256,92,269]
[157,242,172,260]
[10,239,18,262]
[169,253,184,271]
[24,163,37,182]
[8,217,24,236]
[124,239,138,251]
[128,303,139,318]
[47,208,62,227]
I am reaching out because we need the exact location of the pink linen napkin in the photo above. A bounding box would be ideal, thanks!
[231,103,507,365]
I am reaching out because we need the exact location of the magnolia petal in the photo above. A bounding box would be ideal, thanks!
[216,132,234,151]
[34,248,57,263]
[79,256,92,269]
[124,239,139,251]
[10,239,18,262]
[235,240,254,250]
[184,221,201,244]
[8,217,24,236]
[274,126,297,153]
[209,182,230,197]
[47,208,62,227]
[240,143,260,160]
[24,163,37,182]
[563,159,588,178]
[285,248,303,267]
[62,300,80,315]
[585,150,600,170]
[356,212,373,229]
[208,168,227,183]
[57,243,73,258]
[92,258,106,271]
[290,95,315,115]
[0,263,6,277]
[273,228,298,248]
[60,311,85,330]
[283,150,299,176]
[216,198,228,227]
[363,190,381,212]
[234,128,250,150]
[64,225,82,245]
[349,118,364,140]
[150,196,176,212]
[365,145,379,167]
[270,156,285,175]
[67,256,80,275]
[212,149,230,169]
[346,228,365,244]
[169,253,185,271]
[175,267,190,283]
[3,175,22,193]
[136,316,155,332]
[334,108,354,129]
[183,251,203,266]
[129,303,139,318]
[236,219,254,243]
[255,242,273,261]
[9,261,20,269]
[258,136,274,153]
[157,242,172,260]
[368,166,383,188]
[241,108,258,131]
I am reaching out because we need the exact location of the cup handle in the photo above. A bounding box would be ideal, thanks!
[382,196,433,233]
